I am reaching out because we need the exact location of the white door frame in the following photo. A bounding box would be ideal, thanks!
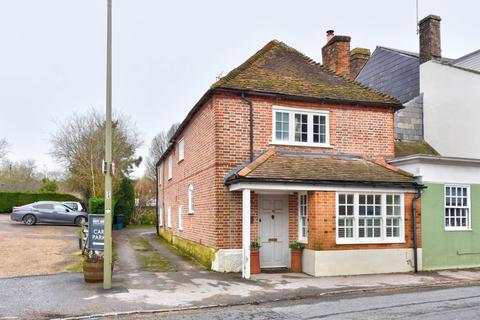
[259,194,289,268]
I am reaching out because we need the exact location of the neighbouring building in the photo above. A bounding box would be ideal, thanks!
[391,155,480,270]
[157,34,422,278]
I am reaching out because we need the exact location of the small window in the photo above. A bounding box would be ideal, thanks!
[168,155,173,180]
[178,138,185,162]
[159,207,163,227]
[158,163,163,185]
[167,206,172,228]
[294,114,308,142]
[445,185,470,230]
[178,205,183,230]
[188,185,194,214]
[298,193,308,242]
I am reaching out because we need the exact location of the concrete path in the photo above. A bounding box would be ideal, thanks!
[2,268,480,319]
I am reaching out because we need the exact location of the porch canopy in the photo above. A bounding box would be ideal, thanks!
[224,150,419,279]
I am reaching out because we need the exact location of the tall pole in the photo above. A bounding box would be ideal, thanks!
[103,0,113,290]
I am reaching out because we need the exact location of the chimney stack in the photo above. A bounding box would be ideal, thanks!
[322,30,351,77]
[349,48,370,79]
[419,14,442,64]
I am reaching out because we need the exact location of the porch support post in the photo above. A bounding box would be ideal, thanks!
[242,189,251,279]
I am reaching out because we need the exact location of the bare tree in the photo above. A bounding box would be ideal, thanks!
[0,139,8,161]
[51,109,142,198]
[144,123,179,180]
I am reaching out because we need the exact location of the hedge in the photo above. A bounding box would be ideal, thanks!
[0,192,81,213]
[88,197,116,215]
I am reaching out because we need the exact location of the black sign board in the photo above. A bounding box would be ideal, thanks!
[87,214,105,251]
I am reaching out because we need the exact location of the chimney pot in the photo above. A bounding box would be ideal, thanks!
[419,14,442,63]
[326,30,335,42]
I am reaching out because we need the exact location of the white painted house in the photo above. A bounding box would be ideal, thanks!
[422,57,480,158]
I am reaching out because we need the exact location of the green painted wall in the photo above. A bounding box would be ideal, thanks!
[422,183,480,270]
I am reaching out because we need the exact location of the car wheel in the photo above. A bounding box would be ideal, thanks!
[74,216,87,227]
[23,214,36,226]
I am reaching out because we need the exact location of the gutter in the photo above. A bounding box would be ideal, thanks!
[240,93,254,163]
[225,177,420,189]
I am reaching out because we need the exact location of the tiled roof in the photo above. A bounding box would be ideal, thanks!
[212,40,400,107]
[225,150,417,186]
[394,140,439,158]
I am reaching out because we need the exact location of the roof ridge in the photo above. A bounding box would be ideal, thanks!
[368,157,415,178]
[212,40,281,89]
[237,149,276,177]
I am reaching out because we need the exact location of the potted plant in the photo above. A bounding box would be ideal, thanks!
[250,242,261,274]
[289,242,305,273]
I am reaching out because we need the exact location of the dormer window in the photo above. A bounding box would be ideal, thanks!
[272,106,329,147]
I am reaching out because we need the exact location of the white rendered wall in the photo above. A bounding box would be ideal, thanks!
[422,61,480,158]
[394,160,480,184]
[303,248,422,277]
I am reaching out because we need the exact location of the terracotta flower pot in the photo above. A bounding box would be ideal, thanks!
[250,249,261,274]
[290,248,302,273]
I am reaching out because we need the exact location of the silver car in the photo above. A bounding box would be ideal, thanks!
[10,201,88,226]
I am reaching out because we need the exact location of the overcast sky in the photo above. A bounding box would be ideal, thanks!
[0,0,478,177]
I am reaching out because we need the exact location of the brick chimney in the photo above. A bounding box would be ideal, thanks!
[322,30,351,77]
[349,48,370,79]
[419,14,442,64]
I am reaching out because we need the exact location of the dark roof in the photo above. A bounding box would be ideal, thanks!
[394,140,439,158]
[225,150,417,187]
[213,40,400,106]
[356,47,420,103]
[452,49,480,72]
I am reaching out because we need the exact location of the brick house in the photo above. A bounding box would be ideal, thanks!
[157,35,422,278]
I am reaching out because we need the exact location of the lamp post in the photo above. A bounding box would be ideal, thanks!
[103,0,113,290]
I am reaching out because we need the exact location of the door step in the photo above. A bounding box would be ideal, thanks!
[261,267,289,274]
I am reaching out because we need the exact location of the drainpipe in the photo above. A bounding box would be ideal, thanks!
[240,93,254,163]
[412,187,421,272]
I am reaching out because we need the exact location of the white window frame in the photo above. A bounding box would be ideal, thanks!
[158,163,163,185]
[271,106,330,147]
[444,184,471,231]
[178,205,183,230]
[178,138,185,162]
[168,155,173,180]
[298,192,308,243]
[167,206,172,228]
[158,207,163,227]
[188,184,194,214]
[336,192,405,244]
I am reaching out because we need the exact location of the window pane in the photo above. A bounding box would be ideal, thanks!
[275,112,289,141]
[294,113,308,142]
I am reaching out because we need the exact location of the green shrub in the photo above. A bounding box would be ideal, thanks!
[0,192,80,213]
[88,197,105,214]
[114,177,135,224]
[39,178,59,193]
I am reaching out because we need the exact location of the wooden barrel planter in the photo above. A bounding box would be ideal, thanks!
[83,259,104,283]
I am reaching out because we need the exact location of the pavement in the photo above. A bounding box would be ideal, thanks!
[2,267,480,319]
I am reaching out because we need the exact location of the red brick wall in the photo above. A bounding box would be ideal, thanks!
[158,98,218,247]
[160,91,398,250]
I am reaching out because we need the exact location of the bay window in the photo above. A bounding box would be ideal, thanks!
[272,106,329,146]
[336,192,404,244]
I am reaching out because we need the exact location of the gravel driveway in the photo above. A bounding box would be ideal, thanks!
[0,214,82,278]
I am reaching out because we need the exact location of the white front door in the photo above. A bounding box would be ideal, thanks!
[259,195,289,268]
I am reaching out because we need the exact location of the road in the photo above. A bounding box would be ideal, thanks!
[0,214,81,277]
[126,285,480,320]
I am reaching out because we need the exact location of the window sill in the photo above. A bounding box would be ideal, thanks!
[270,141,333,148]
[188,211,194,215]
[297,239,308,244]
[445,228,472,232]
[336,239,405,245]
